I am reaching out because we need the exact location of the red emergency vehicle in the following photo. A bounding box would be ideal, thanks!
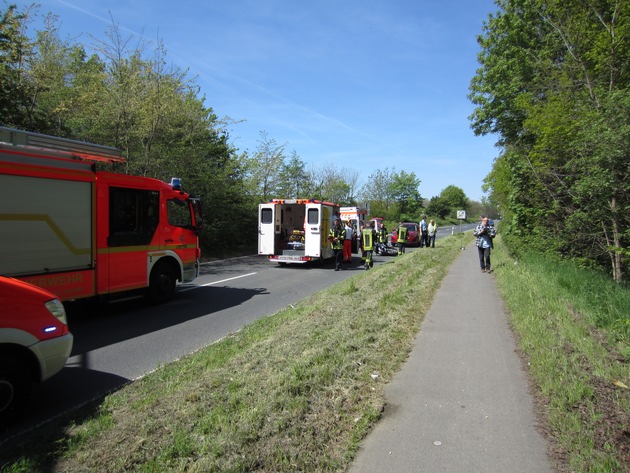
[0,127,203,303]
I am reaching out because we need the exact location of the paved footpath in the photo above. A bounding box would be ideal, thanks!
[349,245,553,473]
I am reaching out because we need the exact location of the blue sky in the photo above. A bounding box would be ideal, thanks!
[23,0,499,201]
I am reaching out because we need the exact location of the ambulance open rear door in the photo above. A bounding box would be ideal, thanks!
[304,202,330,259]
[258,203,276,255]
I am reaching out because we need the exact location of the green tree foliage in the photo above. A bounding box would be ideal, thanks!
[276,151,309,199]
[426,186,477,221]
[439,185,468,210]
[318,164,357,204]
[0,4,43,130]
[358,167,394,218]
[244,143,359,205]
[469,0,629,282]
[439,185,466,209]
[425,195,450,219]
[245,131,286,202]
[359,168,423,221]
[388,170,422,220]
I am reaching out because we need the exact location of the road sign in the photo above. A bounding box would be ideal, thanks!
[457,210,466,220]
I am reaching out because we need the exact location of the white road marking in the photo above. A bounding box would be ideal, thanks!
[179,272,257,291]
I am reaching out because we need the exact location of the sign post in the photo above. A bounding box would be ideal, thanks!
[457,210,466,249]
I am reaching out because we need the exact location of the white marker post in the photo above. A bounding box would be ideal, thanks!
[457,210,466,249]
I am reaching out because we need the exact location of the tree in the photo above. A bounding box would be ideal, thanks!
[358,167,394,218]
[245,131,286,202]
[0,4,41,129]
[425,195,450,219]
[469,0,629,281]
[388,170,422,220]
[276,151,308,198]
[306,163,353,204]
[439,185,468,210]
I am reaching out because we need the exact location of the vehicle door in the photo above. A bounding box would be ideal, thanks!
[304,203,323,257]
[258,204,276,255]
[105,185,159,293]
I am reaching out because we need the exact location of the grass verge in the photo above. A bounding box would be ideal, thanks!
[3,235,628,472]
[1,236,466,472]
[492,239,629,473]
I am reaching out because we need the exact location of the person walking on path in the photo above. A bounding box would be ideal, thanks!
[427,219,437,248]
[419,215,428,247]
[348,245,552,473]
[343,220,354,263]
[328,218,345,271]
[474,216,496,272]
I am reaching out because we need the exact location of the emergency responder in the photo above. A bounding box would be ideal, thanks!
[396,222,408,254]
[379,225,388,246]
[375,224,388,255]
[362,222,377,270]
[328,218,345,270]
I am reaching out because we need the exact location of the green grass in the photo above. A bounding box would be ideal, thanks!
[492,239,629,473]
[1,234,628,472]
[1,236,464,473]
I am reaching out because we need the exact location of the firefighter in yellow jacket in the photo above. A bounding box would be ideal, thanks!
[396,222,408,254]
[328,218,345,271]
[361,222,377,270]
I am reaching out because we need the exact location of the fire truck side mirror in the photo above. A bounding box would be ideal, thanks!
[191,198,203,230]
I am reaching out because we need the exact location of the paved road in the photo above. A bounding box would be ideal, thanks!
[349,245,552,473]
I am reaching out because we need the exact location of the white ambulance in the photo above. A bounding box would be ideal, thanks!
[258,199,340,265]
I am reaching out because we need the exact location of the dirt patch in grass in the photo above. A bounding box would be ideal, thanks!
[583,375,630,468]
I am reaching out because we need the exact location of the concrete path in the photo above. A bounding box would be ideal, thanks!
[349,246,552,473]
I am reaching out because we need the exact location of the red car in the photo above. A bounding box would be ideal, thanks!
[391,222,420,246]
[0,277,73,425]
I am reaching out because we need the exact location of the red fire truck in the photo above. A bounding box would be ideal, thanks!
[0,127,203,303]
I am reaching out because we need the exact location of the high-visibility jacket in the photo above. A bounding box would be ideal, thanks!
[397,225,408,243]
[362,228,375,251]
[328,227,345,250]
[379,228,388,244]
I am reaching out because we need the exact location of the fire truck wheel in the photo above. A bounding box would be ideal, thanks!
[148,262,177,304]
[0,357,31,427]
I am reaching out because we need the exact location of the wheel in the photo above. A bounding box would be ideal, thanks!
[148,262,177,304]
[0,358,31,427]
